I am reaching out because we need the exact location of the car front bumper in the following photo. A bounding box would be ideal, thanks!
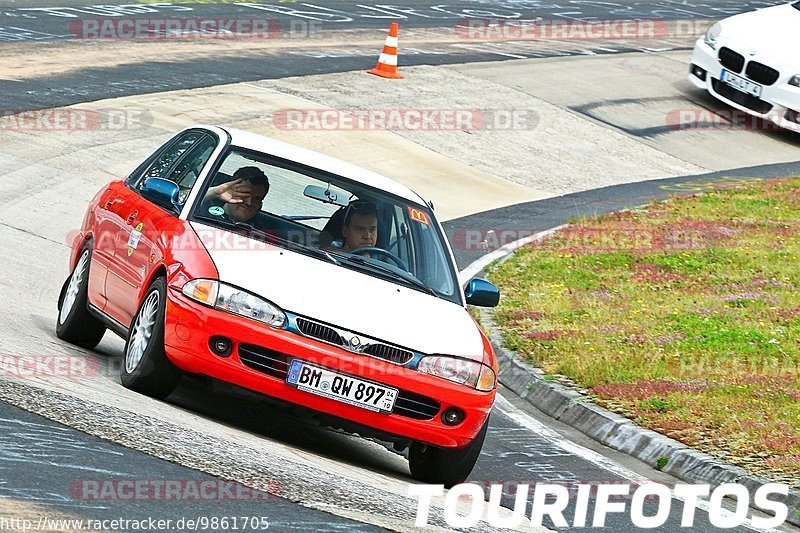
[162,287,494,449]
[688,37,800,133]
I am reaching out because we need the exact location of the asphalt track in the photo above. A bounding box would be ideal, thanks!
[0,0,784,111]
[0,401,378,532]
[0,0,783,36]
[2,1,800,531]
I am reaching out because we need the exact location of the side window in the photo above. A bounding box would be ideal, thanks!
[124,136,174,188]
[133,131,205,189]
[170,136,218,203]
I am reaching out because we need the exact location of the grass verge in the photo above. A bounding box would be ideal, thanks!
[487,178,800,486]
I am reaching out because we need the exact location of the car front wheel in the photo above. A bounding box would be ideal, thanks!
[120,277,181,399]
[56,246,106,349]
[408,418,489,488]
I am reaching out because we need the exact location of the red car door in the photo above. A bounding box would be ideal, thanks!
[103,189,165,326]
[103,130,218,327]
[86,184,126,312]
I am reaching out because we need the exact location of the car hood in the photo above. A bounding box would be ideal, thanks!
[719,3,800,66]
[191,223,483,358]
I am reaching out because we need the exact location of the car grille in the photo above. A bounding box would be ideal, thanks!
[745,61,780,86]
[718,47,744,73]
[237,344,439,420]
[296,317,344,346]
[361,344,414,365]
[294,316,415,365]
[393,390,441,420]
[239,344,290,379]
[711,78,773,114]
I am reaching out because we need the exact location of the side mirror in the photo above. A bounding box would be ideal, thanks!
[140,178,180,212]
[464,278,500,307]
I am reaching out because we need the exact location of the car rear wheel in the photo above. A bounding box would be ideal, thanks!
[408,418,489,488]
[120,277,181,399]
[56,247,106,349]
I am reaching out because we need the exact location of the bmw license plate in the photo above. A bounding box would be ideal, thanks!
[286,360,398,413]
[720,69,763,97]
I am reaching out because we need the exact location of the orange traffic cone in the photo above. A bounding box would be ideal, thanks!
[368,22,403,79]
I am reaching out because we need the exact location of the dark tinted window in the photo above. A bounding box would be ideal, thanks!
[140,132,204,182]
[169,136,218,203]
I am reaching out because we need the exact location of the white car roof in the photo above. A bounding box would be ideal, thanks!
[219,126,428,206]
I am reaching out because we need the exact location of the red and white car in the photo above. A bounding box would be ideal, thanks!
[689,1,800,132]
[56,125,500,486]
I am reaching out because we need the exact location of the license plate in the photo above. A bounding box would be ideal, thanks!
[721,69,763,97]
[286,360,398,413]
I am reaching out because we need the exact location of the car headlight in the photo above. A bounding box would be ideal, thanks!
[704,22,722,50]
[417,355,496,391]
[790,75,800,88]
[182,279,286,328]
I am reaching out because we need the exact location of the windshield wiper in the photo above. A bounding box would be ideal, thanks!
[193,215,339,266]
[334,253,438,297]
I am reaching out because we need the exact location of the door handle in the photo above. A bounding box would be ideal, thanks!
[126,211,138,225]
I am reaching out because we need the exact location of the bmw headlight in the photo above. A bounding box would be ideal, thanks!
[417,356,496,391]
[790,75,800,88]
[182,279,286,328]
[704,22,722,50]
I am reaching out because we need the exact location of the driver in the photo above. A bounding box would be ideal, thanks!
[341,200,378,253]
[325,201,407,270]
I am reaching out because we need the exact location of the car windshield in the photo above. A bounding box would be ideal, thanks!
[190,147,461,304]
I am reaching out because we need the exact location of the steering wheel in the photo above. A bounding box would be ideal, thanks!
[348,247,407,270]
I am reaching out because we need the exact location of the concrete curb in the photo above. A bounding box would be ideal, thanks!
[479,304,800,527]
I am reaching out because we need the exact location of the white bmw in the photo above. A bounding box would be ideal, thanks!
[688,1,800,132]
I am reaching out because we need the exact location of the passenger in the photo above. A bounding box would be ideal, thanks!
[203,166,269,223]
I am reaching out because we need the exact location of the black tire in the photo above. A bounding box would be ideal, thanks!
[120,277,181,399]
[408,418,489,488]
[56,245,106,349]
